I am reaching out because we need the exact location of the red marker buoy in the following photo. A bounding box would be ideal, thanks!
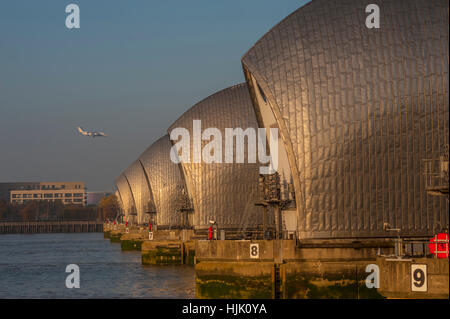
[208,226,213,240]
[149,223,151,232]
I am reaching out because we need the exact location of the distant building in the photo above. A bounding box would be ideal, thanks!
[86,192,111,206]
[0,182,87,206]
[0,182,40,202]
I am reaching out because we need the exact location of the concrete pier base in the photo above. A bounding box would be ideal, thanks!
[101,224,449,298]
[196,261,273,298]
[121,238,144,251]
[194,239,393,299]
[109,233,122,243]
[104,225,125,243]
[282,260,382,299]
[141,240,195,265]
[377,257,449,299]
[120,230,148,251]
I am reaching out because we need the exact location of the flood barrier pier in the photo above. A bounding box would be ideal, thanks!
[103,223,196,265]
[194,239,449,299]
[102,225,449,299]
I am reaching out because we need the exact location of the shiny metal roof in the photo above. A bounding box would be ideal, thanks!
[114,173,136,222]
[123,161,154,224]
[242,0,449,239]
[139,135,190,228]
[168,83,267,230]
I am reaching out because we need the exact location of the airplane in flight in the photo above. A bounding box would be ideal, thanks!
[77,126,107,137]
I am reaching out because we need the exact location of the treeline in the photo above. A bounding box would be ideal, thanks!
[0,195,121,222]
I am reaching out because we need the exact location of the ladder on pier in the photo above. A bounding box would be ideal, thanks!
[273,264,283,299]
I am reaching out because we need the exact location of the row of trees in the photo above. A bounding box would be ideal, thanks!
[97,194,122,221]
[0,194,121,222]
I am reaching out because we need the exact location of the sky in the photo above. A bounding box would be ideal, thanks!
[0,0,308,192]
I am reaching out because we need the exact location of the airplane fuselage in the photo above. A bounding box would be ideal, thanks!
[77,126,107,137]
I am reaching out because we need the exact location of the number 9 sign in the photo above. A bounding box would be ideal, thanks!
[411,264,427,292]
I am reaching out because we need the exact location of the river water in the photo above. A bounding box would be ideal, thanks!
[0,233,195,298]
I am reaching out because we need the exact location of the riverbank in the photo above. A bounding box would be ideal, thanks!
[0,221,103,234]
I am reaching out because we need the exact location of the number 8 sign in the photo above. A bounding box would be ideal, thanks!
[250,243,259,259]
[411,264,427,292]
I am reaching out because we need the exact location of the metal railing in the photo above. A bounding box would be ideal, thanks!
[193,228,297,241]
[378,236,449,259]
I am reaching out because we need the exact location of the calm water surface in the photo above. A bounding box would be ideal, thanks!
[0,233,195,298]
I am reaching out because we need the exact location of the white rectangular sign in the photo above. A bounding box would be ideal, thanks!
[148,231,154,240]
[250,243,259,259]
[411,264,427,292]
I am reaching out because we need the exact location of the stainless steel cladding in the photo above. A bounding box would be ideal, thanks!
[114,174,136,222]
[123,161,154,224]
[168,83,265,230]
[114,190,124,213]
[139,135,191,228]
[242,0,449,239]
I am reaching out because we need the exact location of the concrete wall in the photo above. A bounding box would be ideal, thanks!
[377,257,449,299]
[196,240,275,262]
[141,240,195,265]
[195,239,385,262]
[196,261,274,299]
[151,229,194,241]
[195,239,431,299]
[282,261,382,299]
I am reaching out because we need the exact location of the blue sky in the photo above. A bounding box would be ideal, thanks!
[0,0,308,191]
